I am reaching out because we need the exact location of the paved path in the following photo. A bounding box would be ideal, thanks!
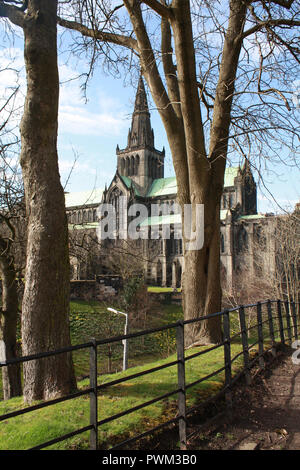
[189,346,300,450]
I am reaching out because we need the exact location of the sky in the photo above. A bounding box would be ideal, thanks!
[0,25,299,215]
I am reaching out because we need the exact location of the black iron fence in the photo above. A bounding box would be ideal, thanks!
[0,299,299,450]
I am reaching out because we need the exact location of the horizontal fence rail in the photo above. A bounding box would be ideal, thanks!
[0,299,299,450]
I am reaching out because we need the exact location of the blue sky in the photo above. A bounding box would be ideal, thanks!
[0,27,299,215]
[54,57,300,215]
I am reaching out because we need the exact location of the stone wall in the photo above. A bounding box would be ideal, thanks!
[148,291,182,305]
[70,275,122,301]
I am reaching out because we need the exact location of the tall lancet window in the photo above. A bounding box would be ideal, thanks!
[135,154,140,176]
[130,156,135,176]
[109,187,123,235]
[126,157,130,176]
[120,159,125,175]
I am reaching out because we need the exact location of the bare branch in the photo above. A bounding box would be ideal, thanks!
[142,0,173,19]
[0,0,25,27]
[242,18,300,39]
[57,15,139,51]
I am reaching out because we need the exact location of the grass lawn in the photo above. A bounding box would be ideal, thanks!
[0,300,277,450]
[147,286,181,293]
[0,300,183,400]
[0,341,247,450]
[68,300,184,380]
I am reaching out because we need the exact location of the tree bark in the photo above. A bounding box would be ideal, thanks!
[172,0,247,345]
[0,240,22,400]
[19,0,76,403]
[123,0,225,345]
[57,0,275,346]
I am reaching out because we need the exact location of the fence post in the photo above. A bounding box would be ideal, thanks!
[284,301,292,345]
[256,302,265,369]
[90,338,98,450]
[291,302,298,341]
[176,321,187,450]
[267,300,276,357]
[238,306,251,385]
[277,300,285,345]
[223,310,232,413]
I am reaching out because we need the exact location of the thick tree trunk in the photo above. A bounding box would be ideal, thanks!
[182,203,223,346]
[20,0,76,403]
[0,246,22,399]
[79,0,247,347]
[170,1,223,345]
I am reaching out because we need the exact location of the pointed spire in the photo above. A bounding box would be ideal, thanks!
[127,75,154,149]
[241,157,251,174]
[134,75,149,114]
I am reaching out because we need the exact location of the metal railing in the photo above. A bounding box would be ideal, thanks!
[0,299,299,450]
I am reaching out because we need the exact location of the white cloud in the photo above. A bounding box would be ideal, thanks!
[58,104,127,137]
[0,46,128,139]
[59,159,96,175]
[292,80,300,108]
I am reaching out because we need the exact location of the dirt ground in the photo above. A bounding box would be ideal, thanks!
[188,345,300,450]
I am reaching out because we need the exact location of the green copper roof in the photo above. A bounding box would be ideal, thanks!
[120,175,141,196]
[146,167,240,198]
[238,214,265,220]
[147,177,177,197]
[65,188,103,208]
[224,167,239,187]
[140,213,182,227]
[220,210,228,221]
[140,210,230,227]
[120,174,132,188]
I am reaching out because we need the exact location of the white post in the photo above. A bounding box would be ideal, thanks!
[107,308,129,371]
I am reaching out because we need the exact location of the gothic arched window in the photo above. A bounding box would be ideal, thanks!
[135,154,140,176]
[120,158,125,175]
[126,157,130,176]
[109,187,123,235]
[237,226,248,252]
[221,233,225,253]
[148,156,152,178]
[130,155,135,176]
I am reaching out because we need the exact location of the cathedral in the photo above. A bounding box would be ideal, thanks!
[65,77,272,290]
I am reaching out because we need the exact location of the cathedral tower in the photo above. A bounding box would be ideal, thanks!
[116,76,165,196]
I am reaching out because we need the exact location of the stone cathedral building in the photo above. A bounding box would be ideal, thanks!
[65,77,272,290]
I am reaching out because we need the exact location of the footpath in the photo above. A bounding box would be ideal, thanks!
[188,345,300,450]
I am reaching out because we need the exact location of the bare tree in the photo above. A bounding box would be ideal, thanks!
[224,208,299,317]
[275,212,300,311]
[57,0,300,346]
[0,205,24,400]
[68,217,160,282]
[0,80,24,399]
[0,0,76,403]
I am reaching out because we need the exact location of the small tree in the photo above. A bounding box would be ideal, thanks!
[274,211,300,311]
[0,76,25,399]
[0,209,24,400]
[225,209,300,316]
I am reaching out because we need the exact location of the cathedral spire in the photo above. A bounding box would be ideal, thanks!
[134,75,149,114]
[116,75,165,194]
[127,76,154,149]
